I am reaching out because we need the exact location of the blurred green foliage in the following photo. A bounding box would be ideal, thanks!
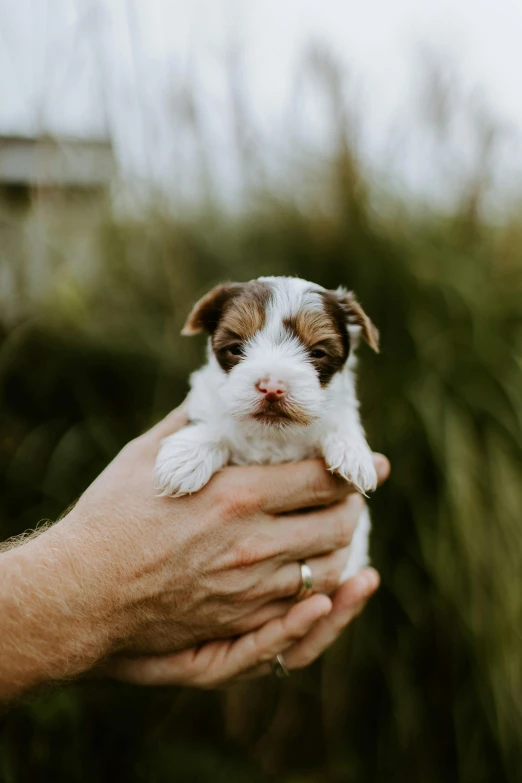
[1,123,522,783]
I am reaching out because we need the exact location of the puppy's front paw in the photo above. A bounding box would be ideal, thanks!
[323,437,377,495]
[155,426,228,497]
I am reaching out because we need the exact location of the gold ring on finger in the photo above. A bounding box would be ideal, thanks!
[296,561,313,601]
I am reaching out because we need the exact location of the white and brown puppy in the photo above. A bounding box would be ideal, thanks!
[155,276,379,580]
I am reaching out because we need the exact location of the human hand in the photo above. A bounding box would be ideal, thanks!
[61,405,388,658]
[0,403,389,699]
[98,567,380,688]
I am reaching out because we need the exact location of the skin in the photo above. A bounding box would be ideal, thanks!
[0,407,389,700]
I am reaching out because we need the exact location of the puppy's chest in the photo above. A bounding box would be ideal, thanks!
[227,431,321,466]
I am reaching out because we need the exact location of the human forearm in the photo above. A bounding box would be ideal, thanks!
[0,522,113,701]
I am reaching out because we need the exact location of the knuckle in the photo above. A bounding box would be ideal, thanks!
[279,579,300,601]
[331,518,346,549]
[305,468,348,508]
[306,476,333,507]
[237,582,265,604]
[212,569,263,608]
[217,484,260,521]
[256,647,278,665]
[321,562,343,593]
[228,529,275,572]
[334,513,355,549]
[211,574,243,600]
[226,615,251,635]
[231,539,265,569]
[286,629,304,647]
[211,488,231,514]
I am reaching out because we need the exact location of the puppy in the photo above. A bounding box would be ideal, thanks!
[155,276,379,580]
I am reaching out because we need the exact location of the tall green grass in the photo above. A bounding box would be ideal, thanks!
[1,79,522,782]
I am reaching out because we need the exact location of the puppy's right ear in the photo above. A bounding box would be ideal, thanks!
[181,283,243,335]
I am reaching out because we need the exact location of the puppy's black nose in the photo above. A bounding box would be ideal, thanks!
[255,378,288,403]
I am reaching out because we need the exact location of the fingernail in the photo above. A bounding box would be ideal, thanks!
[373,454,390,483]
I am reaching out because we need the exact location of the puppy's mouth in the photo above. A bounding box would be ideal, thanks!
[251,400,313,427]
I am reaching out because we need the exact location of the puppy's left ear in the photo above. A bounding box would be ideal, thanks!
[181,283,243,335]
[335,287,379,353]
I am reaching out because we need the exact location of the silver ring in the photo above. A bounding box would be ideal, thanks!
[270,653,290,678]
[296,561,313,601]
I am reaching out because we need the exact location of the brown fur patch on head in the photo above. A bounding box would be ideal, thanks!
[183,280,272,373]
[181,283,245,336]
[212,281,271,371]
[284,288,378,386]
[284,299,349,386]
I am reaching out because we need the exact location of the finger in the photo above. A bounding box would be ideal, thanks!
[97,654,174,685]
[284,567,380,668]
[238,460,353,515]
[269,544,354,600]
[228,598,297,635]
[373,454,390,483]
[101,594,332,687]
[214,593,332,682]
[242,568,380,679]
[254,454,389,515]
[269,493,365,562]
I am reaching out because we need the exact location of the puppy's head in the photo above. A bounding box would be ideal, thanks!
[182,276,378,428]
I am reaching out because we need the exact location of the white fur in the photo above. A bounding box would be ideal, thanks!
[155,276,376,580]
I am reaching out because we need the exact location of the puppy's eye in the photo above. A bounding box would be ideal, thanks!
[311,348,327,359]
[227,343,243,357]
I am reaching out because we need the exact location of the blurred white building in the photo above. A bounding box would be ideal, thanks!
[0,135,114,209]
[0,135,115,320]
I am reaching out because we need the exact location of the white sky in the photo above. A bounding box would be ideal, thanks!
[1,0,522,203]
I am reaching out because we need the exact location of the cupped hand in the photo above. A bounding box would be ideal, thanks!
[99,568,380,688]
[61,405,388,660]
